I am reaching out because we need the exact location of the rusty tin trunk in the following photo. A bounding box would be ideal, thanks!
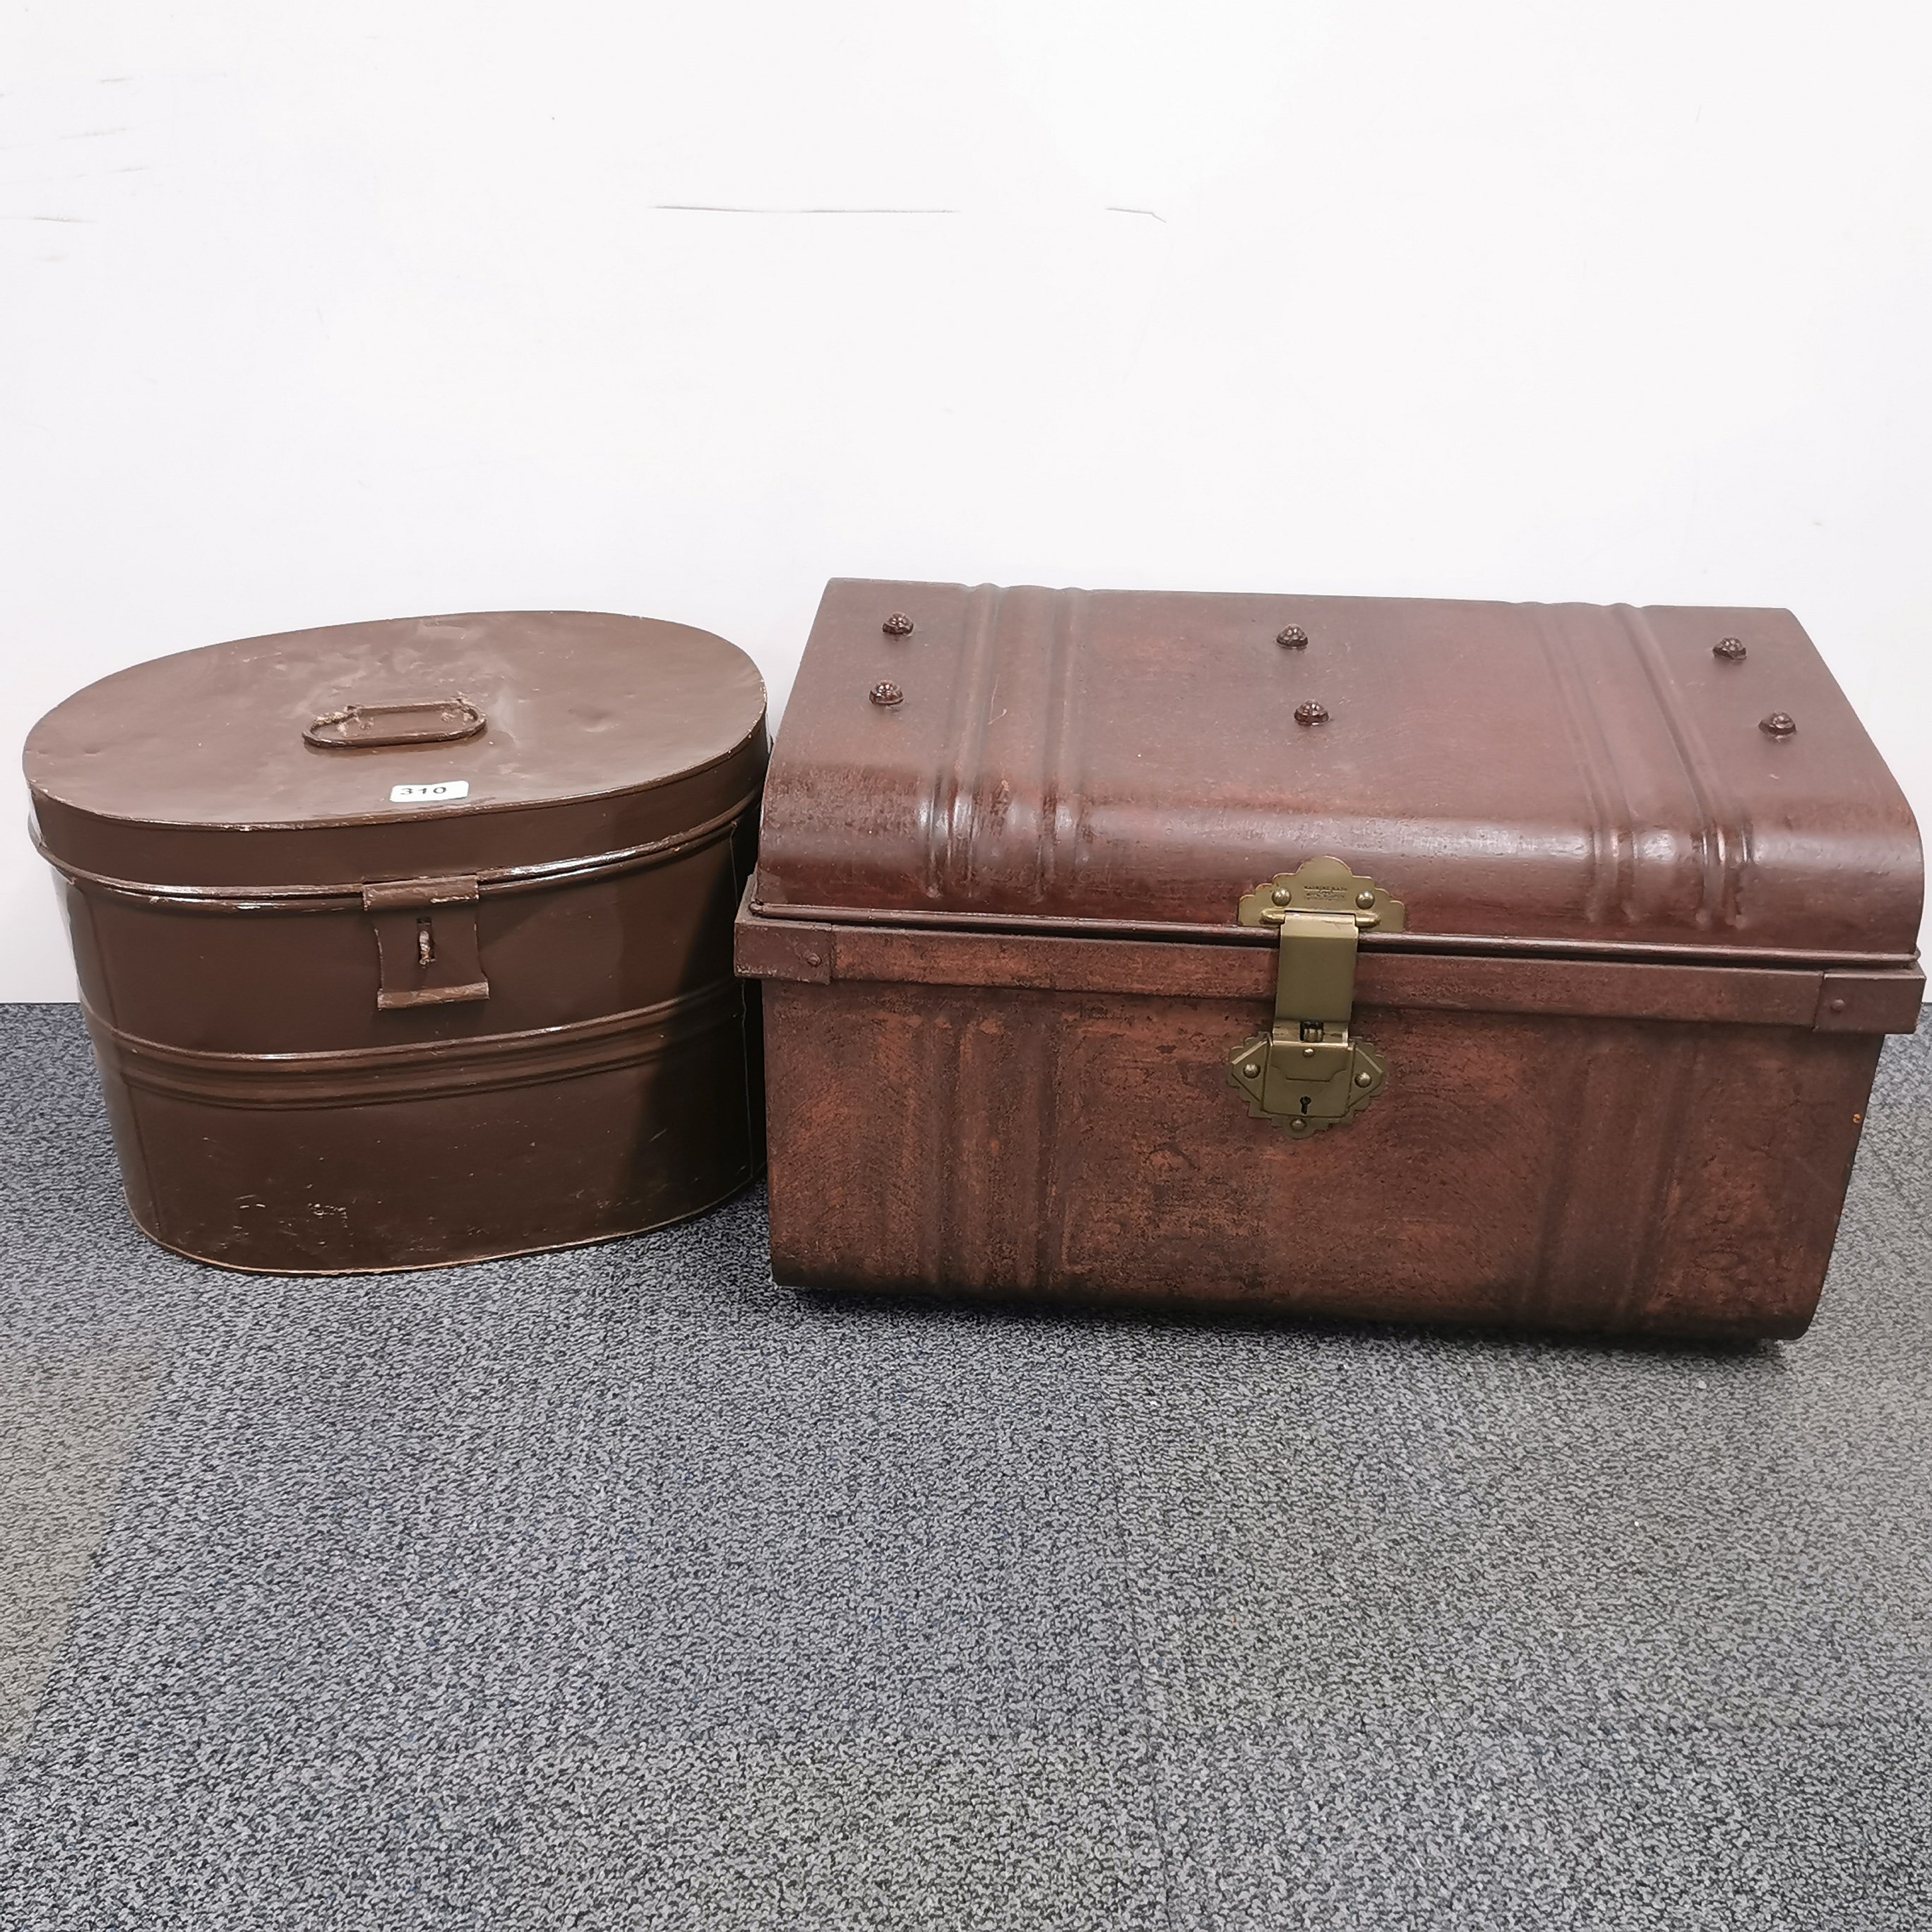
[736,580,1924,1340]
[28,610,768,1273]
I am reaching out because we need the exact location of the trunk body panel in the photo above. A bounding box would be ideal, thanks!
[760,974,1876,1341]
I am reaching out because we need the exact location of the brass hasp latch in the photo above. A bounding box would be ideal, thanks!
[1227,857,1404,1139]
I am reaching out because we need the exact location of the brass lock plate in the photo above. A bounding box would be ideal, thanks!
[1227,857,1402,1140]
[1228,1032,1388,1133]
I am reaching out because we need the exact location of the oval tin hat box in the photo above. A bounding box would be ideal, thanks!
[26,609,768,1273]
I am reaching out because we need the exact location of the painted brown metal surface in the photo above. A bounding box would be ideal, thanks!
[756,581,1923,961]
[742,580,1924,1340]
[755,971,1880,1340]
[28,611,768,1273]
[735,913,1926,1037]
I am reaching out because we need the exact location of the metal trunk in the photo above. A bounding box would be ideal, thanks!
[737,580,1923,1340]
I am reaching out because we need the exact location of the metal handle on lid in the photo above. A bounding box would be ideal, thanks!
[304,700,486,749]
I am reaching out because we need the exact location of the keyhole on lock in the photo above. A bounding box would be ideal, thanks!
[1299,1096,1311,1115]
[416,920,434,969]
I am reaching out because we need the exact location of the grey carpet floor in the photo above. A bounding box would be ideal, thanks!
[0,1005,1928,1931]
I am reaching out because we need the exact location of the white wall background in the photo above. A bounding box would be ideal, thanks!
[5,1,1928,996]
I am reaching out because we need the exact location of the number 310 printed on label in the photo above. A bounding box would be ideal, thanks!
[389,780,470,804]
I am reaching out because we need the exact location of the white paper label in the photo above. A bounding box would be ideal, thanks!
[389,780,470,804]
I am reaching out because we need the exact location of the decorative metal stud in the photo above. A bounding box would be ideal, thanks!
[1760,712,1796,737]
[1294,701,1329,726]
[1714,638,1747,662]
[869,681,904,707]
[1277,625,1308,648]
[882,613,914,637]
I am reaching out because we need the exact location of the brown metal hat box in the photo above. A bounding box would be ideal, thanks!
[736,580,1924,1341]
[28,610,767,1274]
